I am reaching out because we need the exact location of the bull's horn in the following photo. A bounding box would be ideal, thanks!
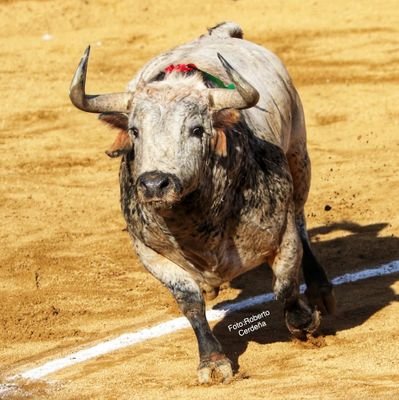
[208,53,259,110]
[69,46,131,113]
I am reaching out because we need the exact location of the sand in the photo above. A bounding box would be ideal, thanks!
[0,0,398,398]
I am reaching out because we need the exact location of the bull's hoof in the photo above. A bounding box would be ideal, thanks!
[305,282,336,315]
[285,298,320,339]
[198,354,233,384]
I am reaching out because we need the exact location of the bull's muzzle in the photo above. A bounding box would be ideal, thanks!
[136,171,182,205]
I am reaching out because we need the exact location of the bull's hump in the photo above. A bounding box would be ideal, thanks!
[206,22,244,39]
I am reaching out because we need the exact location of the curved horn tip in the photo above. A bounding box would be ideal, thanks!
[210,53,260,110]
[78,46,91,71]
[70,46,92,95]
[79,46,91,69]
[217,52,233,70]
[84,45,91,58]
[70,48,88,82]
[79,45,91,72]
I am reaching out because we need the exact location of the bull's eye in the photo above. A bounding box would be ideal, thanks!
[190,126,204,138]
[129,127,139,138]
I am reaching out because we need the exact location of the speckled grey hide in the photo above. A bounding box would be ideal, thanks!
[71,21,336,384]
[120,23,310,296]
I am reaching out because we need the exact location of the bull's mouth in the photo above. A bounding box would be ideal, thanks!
[141,195,182,210]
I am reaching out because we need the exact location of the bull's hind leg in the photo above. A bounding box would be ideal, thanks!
[287,141,336,314]
[287,95,335,315]
[134,240,233,384]
[271,205,320,338]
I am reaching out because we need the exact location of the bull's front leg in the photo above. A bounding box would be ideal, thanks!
[271,205,320,339]
[134,240,233,384]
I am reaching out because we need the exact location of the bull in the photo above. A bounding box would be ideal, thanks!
[69,22,335,384]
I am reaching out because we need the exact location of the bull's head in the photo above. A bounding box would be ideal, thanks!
[70,47,259,208]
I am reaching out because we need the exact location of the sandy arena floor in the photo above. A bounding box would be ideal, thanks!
[1,0,398,399]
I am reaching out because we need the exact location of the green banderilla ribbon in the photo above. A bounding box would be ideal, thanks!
[202,71,236,90]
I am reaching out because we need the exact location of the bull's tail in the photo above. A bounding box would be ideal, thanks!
[296,213,336,315]
[207,22,243,39]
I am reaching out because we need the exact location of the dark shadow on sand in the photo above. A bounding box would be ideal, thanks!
[212,221,399,372]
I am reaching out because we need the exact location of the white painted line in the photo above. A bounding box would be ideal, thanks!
[7,260,399,382]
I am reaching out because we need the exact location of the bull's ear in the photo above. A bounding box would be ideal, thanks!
[98,113,133,158]
[211,129,227,157]
[99,112,129,130]
[212,109,240,129]
[211,109,240,158]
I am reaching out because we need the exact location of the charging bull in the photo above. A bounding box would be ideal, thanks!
[69,22,335,384]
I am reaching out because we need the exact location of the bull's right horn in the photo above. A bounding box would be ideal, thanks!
[208,53,259,110]
[69,46,132,114]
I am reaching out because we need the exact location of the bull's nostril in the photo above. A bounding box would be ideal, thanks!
[139,177,148,190]
[159,178,170,191]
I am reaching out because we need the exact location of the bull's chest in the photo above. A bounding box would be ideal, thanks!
[121,154,292,286]
[135,202,286,285]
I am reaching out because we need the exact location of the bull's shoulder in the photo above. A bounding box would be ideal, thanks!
[239,135,293,215]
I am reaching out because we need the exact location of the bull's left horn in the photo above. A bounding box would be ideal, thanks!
[69,46,132,113]
[208,53,259,110]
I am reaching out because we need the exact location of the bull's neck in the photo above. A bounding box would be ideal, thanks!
[197,123,289,224]
[197,125,253,221]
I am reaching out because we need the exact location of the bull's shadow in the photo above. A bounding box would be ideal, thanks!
[211,221,399,372]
